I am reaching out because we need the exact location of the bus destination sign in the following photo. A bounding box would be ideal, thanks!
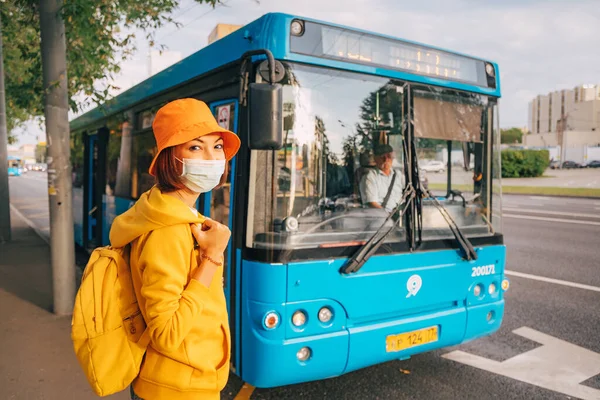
[290,20,494,88]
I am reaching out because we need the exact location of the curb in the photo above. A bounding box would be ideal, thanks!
[9,204,51,246]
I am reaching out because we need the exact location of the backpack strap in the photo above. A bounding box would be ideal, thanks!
[381,171,397,210]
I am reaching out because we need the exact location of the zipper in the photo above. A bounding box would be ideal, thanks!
[124,310,141,334]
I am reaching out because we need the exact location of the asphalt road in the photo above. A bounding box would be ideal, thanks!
[7,171,50,242]
[8,173,600,400]
[427,167,600,189]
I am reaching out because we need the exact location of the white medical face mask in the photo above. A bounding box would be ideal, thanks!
[177,158,226,193]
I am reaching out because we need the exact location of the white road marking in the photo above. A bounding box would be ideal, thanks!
[9,205,50,245]
[503,208,600,219]
[505,270,600,293]
[443,327,600,400]
[504,214,600,226]
[15,203,47,210]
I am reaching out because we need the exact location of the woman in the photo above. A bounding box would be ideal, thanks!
[109,98,241,400]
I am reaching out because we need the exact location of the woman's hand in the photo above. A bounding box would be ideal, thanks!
[190,219,230,287]
[190,218,230,260]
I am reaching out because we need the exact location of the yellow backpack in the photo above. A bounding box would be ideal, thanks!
[71,246,150,397]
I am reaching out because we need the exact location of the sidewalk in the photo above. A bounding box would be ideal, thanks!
[0,209,128,400]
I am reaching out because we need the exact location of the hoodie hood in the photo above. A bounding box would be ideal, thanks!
[110,187,206,248]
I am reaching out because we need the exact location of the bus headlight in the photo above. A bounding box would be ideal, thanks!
[473,284,483,297]
[297,347,311,362]
[318,307,333,323]
[292,310,307,327]
[291,20,305,37]
[264,312,280,330]
[488,283,497,295]
[502,279,510,291]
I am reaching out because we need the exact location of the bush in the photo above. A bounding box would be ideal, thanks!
[501,149,550,178]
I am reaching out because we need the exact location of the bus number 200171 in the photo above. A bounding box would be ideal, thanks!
[472,265,495,277]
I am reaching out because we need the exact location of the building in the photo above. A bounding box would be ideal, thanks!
[208,24,242,45]
[528,84,600,135]
[525,84,600,163]
[7,145,20,158]
[6,144,36,163]
[19,144,36,161]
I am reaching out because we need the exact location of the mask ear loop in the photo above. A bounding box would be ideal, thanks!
[175,157,185,177]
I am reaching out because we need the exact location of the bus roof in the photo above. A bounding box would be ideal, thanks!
[7,155,21,160]
[71,12,500,131]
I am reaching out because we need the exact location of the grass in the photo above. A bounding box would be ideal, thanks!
[427,183,600,198]
[501,186,600,197]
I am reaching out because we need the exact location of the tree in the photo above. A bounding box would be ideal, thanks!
[501,127,524,144]
[35,141,46,163]
[1,0,220,141]
[2,0,222,314]
[358,82,404,147]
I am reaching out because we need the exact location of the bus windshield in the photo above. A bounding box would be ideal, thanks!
[247,64,500,250]
[414,86,502,240]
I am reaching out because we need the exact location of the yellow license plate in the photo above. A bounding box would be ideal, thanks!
[386,326,439,353]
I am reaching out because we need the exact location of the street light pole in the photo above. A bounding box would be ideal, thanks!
[557,113,568,170]
[39,0,76,315]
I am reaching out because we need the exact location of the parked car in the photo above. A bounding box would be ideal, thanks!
[585,160,600,168]
[562,161,583,169]
[32,163,47,172]
[420,160,446,173]
[549,160,561,169]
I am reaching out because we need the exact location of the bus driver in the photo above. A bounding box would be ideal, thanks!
[359,144,404,213]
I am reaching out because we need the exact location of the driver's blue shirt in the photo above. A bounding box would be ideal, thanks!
[360,168,404,212]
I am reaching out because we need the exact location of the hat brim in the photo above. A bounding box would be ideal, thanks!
[148,122,241,177]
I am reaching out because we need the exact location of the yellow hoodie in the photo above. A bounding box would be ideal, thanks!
[110,187,230,400]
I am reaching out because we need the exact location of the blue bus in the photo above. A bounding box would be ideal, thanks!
[70,13,507,388]
[8,156,23,176]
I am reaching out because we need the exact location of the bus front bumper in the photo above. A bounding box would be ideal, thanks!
[241,299,504,388]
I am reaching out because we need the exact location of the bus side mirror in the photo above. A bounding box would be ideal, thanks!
[249,83,283,150]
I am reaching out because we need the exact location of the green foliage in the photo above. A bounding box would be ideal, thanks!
[501,149,549,178]
[501,127,523,144]
[1,0,219,141]
[35,142,47,163]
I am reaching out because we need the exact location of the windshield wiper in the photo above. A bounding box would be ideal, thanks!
[422,188,478,261]
[341,185,416,274]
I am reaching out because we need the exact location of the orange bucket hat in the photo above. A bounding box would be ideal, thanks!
[148,98,241,176]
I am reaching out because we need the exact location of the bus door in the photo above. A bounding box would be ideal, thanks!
[200,99,240,371]
[83,129,107,250]
[201,99,239,363]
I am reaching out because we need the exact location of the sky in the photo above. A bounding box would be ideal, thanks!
[13,0,600,146]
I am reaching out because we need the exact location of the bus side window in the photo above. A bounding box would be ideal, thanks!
[210,101,236,227]
[210,101,236,284]
[71,133,85,188]
[131,109,160,199]
[132,131,158,199]
[105,118,123,196]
